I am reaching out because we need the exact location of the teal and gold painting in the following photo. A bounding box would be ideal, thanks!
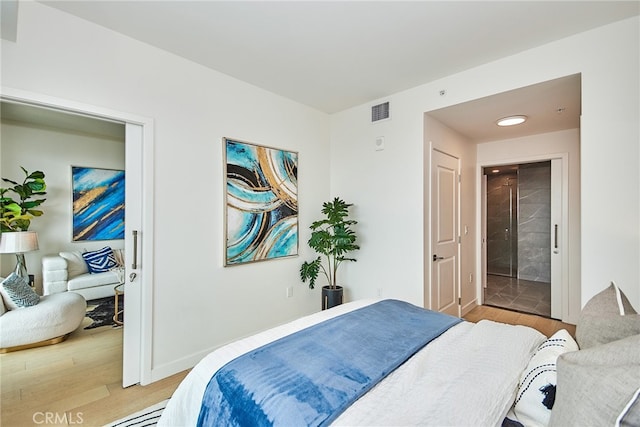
[225,138,298,265]
[72,166,125,241]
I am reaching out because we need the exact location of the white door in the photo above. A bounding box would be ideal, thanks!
[550,158,564,320]
[431,149,459,316]
[123,123,143,387]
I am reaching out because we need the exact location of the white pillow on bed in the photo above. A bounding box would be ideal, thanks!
[513,329,578,427]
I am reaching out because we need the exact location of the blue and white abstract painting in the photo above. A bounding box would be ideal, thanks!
[225,138,298,265]
[72,166,125,241]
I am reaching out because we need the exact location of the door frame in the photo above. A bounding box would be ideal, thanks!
[1,86,154,386]
[475,152,569,321]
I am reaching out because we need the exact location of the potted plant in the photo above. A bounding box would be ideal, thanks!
[300,197,359,309]
[0,167,47,232]
[0,167,47,282]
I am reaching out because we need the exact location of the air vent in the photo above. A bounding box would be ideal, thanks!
[371,102,390,123]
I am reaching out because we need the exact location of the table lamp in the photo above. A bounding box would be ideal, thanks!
[0,231,40,280]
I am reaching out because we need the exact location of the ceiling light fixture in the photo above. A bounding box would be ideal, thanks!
[496,115,527,127]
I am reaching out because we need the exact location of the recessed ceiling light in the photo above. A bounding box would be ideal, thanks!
[497,115,527,127]
[492,169,500,173]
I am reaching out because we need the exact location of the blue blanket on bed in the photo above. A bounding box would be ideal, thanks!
[196,299,462,427]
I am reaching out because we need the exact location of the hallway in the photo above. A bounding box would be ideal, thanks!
[484,274,551,318]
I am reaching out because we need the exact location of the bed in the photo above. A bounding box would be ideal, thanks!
[159,287,640,427]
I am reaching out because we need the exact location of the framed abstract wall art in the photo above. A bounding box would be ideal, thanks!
[72,166,125,241]
[224,138,298,266]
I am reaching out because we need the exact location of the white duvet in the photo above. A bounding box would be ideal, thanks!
[159,299,545,426]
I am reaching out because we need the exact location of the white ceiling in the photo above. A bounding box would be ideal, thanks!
[7,1,639,141]
[37,1,638,113]
[1,101,125,141]
[427,73,581,143]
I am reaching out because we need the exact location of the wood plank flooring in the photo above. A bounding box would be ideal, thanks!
[1,305,575,426]
[0,317,188,427]
[464,304,576,338]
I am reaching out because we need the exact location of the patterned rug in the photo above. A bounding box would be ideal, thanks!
[85,295,123,329]
[104,399,168,427]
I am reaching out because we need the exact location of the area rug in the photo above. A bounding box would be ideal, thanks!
[104,399,168,427]
[85,295,123,329]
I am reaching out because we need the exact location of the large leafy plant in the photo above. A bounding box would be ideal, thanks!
[300,197,359,289]
[0,167,47,232]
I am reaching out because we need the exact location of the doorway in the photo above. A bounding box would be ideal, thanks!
[0,90,152,386]
[483,161,552,317]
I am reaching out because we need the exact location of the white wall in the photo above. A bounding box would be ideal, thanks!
[477,129,581,322]
[328,105,425,305]
[0,119,126,294]
[331,17,639,311]
[423,115,477,314]
[1,2,329,379]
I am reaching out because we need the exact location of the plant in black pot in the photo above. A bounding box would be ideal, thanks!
[300,197,359,310]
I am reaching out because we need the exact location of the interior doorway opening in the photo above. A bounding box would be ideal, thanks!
[483,161,552,317]
[1,90,151,386]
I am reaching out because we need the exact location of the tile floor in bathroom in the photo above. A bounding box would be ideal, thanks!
[484,274,551,318]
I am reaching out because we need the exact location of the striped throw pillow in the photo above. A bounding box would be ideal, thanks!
[514,329,578,426]
[82,246,118,273]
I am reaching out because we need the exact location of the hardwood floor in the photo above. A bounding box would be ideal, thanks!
[0,317,188,427]
[464,304,576,338]
[1,304,575,426]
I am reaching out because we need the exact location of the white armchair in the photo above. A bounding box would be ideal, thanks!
[0,288,86,352]
[42,249,123,300]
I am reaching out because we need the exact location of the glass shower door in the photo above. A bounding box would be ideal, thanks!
[486,174,518,277]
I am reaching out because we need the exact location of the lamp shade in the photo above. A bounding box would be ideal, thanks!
[0,231,39,254]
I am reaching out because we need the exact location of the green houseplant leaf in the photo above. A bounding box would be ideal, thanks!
[0,167,47,232]
[300,197,359,289]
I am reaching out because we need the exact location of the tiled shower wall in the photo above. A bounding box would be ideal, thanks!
[517,162,551,282]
